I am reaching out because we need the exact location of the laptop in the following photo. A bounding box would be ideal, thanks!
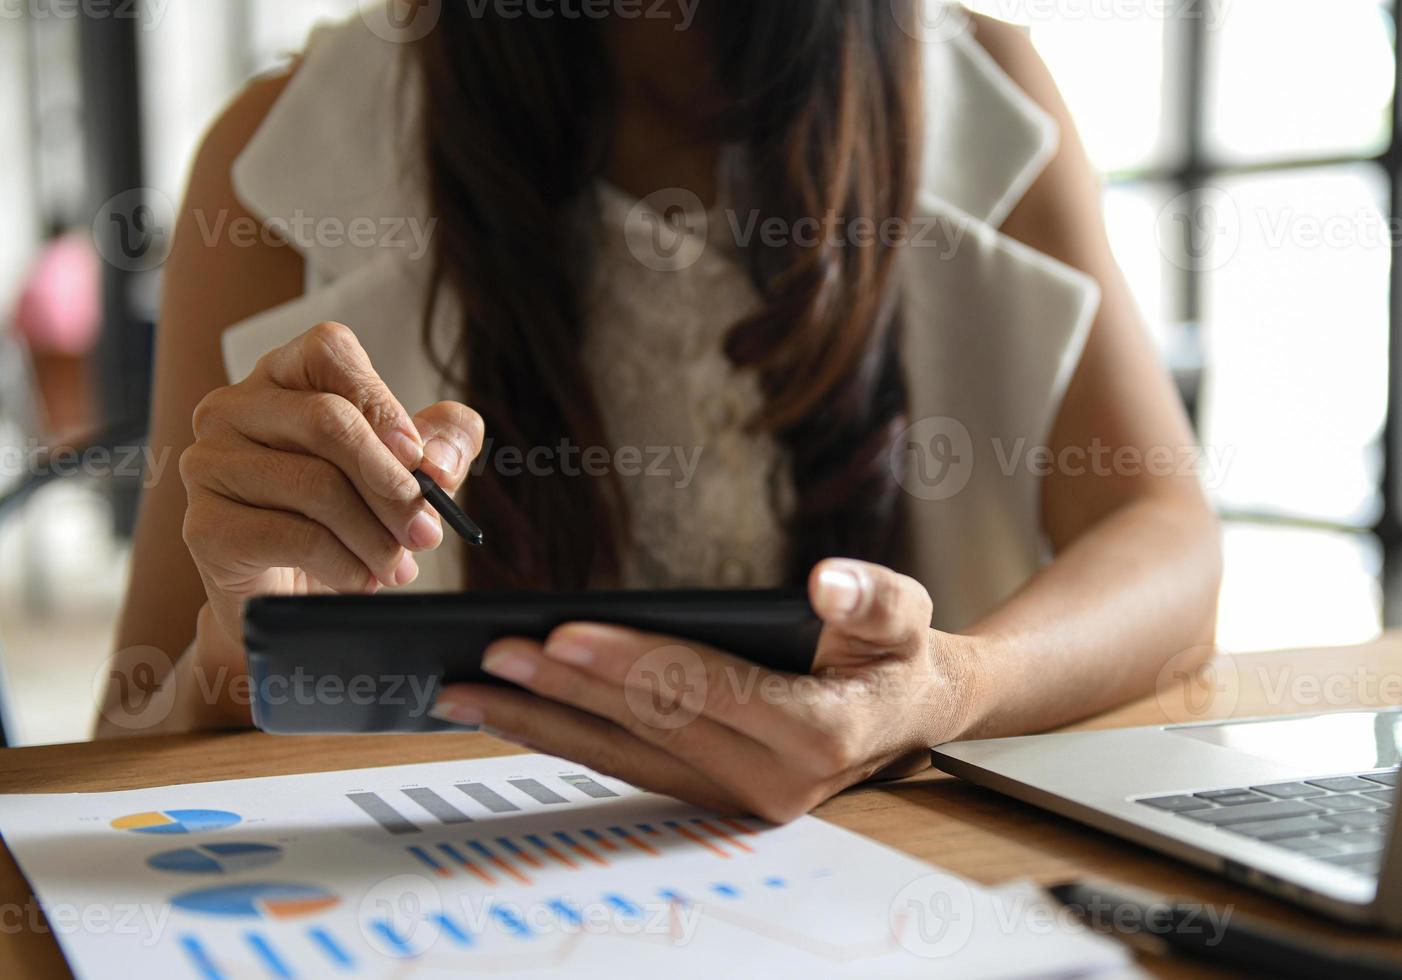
[932,707,1401,929]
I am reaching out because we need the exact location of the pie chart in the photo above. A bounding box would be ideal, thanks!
[172,883,339,920]
[111,809,241,835]
[147,843,283,875]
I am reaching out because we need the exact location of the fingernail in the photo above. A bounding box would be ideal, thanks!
[429,701,484,727]
[483,647,537,685]
[387,430,423,470]
[393,552,420,588]
[423,437,462,474]
[408,510,442,551]
[544,640,595,667]
[817,566,863,616]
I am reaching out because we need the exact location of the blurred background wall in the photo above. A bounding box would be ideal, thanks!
[0,0,1397,744]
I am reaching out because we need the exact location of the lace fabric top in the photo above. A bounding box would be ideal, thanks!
[586,183,792,589]
[222,2,1102,630]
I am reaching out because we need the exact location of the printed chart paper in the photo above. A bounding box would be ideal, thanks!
[0,756,1131,979]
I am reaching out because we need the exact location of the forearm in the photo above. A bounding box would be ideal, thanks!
[959,493,1222,740]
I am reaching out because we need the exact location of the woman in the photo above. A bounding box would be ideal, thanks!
[101,1,1221,823]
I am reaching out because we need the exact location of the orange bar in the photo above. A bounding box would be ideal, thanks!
[438,844,495,885]
[497,838,545,870]
[556,834,608,868]
[666,821,730,859]
[583,830,619,853]
[695,819,754,854]
[720,818,759,837]
[471,842,531,886]
[611,827,660,857]
[527,835,578,870]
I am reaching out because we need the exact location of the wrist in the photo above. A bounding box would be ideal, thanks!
[937,629,998,744]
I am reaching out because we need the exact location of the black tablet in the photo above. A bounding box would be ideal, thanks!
[244,590,821,735]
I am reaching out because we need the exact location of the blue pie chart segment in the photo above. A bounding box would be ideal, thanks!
[148,843,283,875]
[172,883,339,920]
[112,809,241,835]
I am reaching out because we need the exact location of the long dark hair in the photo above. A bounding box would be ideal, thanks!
[416,1,923,590]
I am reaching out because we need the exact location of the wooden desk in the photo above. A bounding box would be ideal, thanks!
[3,638,1401,978]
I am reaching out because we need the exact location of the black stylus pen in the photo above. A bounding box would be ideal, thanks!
[413,469,485,546]
[1050,879,1402,980]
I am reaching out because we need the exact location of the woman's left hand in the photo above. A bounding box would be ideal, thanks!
[431,560,987,824]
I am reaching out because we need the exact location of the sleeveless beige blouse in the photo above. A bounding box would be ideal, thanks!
[221,2,1100,631]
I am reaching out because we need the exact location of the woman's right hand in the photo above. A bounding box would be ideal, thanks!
[178,321,483,704]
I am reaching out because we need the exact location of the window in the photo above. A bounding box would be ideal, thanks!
[977,0,1398,649]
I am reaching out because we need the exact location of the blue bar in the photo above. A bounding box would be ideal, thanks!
[605,893,641,918]
[658,889,689,907]
[407,846,443,874]
[711,883,741,899]
[308,927,355,969]
[636,823,658,835]
[434,912,473,947]
[496,837,527,858]
[438,842,469,866]
[553,831,578,846]
[548,898,583,926]
[525,834,549,851]
[582,829,607,844]
[491,905,532,938]
[469,841,496,861]
[246,932,294,979]
[371,920,413,957]
[179,935,226,980]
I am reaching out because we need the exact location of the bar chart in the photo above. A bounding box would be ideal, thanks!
[0,755,1128,979]
[343,771,624,836]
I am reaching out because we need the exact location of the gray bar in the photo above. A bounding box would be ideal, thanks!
[508,778,568,805]
[403,788,473,825]
[347,792,420,835]
[456,782,520,814]
[560,774,619,799]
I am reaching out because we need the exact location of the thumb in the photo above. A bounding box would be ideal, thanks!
[412,401,485,494]
[808,559,933,662]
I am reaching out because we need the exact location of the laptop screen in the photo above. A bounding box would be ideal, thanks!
[1169,710,1402,773]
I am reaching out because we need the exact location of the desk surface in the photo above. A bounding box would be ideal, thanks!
[3,638,1402,978]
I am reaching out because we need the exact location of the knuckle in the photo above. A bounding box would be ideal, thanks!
[177,444,204,489]
[180,497,206,555]
[306,393,362,451]
[289,455,340,503]
[308,320,355,351]
[747,786,812,825]
[291,517,332,567]
[806,724,860,774]
[190,387,230,437]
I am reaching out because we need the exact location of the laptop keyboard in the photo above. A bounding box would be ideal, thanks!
[1137,769,1398,878]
